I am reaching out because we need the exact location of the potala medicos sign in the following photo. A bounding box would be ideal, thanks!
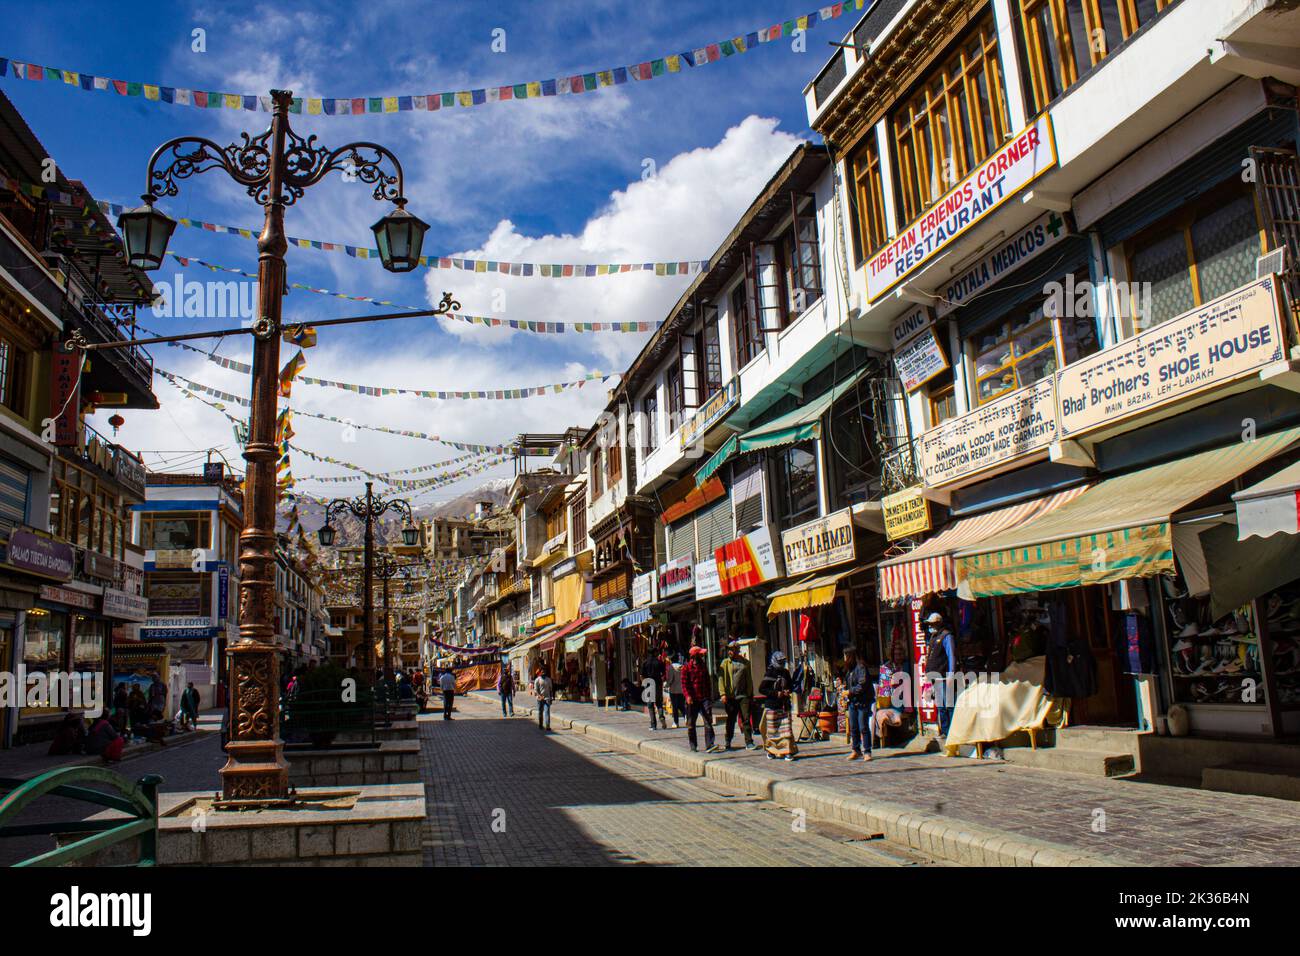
[865,115,1057,304]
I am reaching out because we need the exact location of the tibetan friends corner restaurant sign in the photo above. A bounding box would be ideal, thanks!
[781,508,855,575]
[920,377,1058,487]
[715,527,782,596]
[882,486,932,540]
[1057,276,1285,438]
[866,115,1056,304]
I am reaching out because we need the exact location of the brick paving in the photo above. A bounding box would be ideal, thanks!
[420,695,934,867]
[478,692,1300,867]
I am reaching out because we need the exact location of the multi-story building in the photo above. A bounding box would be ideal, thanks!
[806,0,1300,755]
[135,471,243,712]
[0,91,159,746]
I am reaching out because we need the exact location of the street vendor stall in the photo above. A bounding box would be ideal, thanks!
[942,655,1068,756]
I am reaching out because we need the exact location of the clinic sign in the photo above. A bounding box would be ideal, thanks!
[919,377,1058,487]
[781,508,855,576]
[865,115,1057,303]
[1058,276,1285,437]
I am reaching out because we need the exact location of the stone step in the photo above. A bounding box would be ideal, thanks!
[1055,725,1147,756]
[1201,763,1300,801]
[1001,746,1135,777]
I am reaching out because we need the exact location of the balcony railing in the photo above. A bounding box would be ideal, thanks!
[881,438,921,495]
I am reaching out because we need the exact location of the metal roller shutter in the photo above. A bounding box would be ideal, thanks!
[666,519,695,561]
[695,496,733,556]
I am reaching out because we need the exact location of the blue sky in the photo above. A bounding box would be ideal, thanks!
[2,0,850,506]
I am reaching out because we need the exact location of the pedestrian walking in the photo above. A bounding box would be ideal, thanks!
[666,651,685,728]
[925,611,956,738]
[179,682,201,732]
[439,668,456,720]
[719,639,755,750]
[147,674,168,719]
[497,666,515,717]
[682,646,718,752]
[640,650,668,730]
[842,647,873,762]
[533,665,554,730]
[758,651,798,761]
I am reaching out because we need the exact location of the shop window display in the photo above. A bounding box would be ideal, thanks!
[1260,584,1300,707]
[1165,579,1264,706]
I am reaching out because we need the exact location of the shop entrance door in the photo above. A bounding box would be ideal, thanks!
[1068,586,1136,726]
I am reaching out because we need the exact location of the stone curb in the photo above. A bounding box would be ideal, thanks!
[4,727,219,782]
[489,696,1126,868]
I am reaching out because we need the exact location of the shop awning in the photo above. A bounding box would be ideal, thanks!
[508,631,550,659]
[954,427,1300,598]
[695,434,737,485]
[564,615,623,652]
[766,568,855,617]
[736,367,871,455]
[877,485,1091,602]
[1233,458,1300,539]
[540,616,589,652]
[620,607,654,628]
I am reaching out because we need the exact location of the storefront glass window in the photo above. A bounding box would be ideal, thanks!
[776,442,819,527]
[829,390,876,510]
[1189,193,1261,303]
[1166,590,1264,706]
[143,512,212,551]
[72,616,105,675]
[22,608,66,712]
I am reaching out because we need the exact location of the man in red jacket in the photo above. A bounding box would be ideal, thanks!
[682,646,719,753]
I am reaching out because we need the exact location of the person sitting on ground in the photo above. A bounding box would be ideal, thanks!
[127,686,149,737]
[48,714,86,756]
[85,713,125,763]
[874,640,911,746]
[617,677,636,711]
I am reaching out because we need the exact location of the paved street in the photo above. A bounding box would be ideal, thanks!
[421,694,935,866]
[473,692,1300,867]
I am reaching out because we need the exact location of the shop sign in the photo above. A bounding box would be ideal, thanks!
[657,556,694,598]
[4,528,74,581]
[139,623,219,641]
[533,608,556,628]
[148,580,202,615]
[895,326,950,393]
[781,508,855,575]
[882,487,932,540]
[102,587,149,622]
[911,598,937,725]
[715,526,782,595]
[680,377,739,450]
[935,212,1069,318]
[660,475,726,525]
[890,305,932,349]
[866,115,1057,303]
[113,448,146,496]
[1057,276,1285,438]
[591,598,629,620]
[49,347,81,447]
[632,571,656,608]
[83,550,117,580]
[919,377,1058,487]
[153,549,198,570]
[38,584,98,610]
[694,558,723,600]
[217,565,229,623]
[551,556,579,579]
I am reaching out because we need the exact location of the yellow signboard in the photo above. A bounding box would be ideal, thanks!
[882,487,931,540]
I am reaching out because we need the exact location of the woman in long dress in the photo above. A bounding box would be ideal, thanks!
[759,651,798,761]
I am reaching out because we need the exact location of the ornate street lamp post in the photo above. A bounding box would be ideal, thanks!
[115,90,435,805]
[317,482,417,685]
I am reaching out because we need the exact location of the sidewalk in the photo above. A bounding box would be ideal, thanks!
[0,710,223,783]
[472,692,1300,867]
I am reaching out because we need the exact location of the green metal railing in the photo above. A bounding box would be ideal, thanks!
[0,767,162,867]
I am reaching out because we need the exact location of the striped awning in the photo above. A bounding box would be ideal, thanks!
[766,568,855,617]
[877,485,1090,603]
[954,427,1300,598]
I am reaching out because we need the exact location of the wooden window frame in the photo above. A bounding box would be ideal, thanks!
[970,305,1061,407]
[892,14,1010,226]
[1018,0,1179,115]
[643,391,659,453]
[732,281,763,368]
[1123,180,1266,330]
[849,134,889,265]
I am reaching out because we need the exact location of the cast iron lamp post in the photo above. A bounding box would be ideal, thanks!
[374,554,421,678]
[114,90,438,805]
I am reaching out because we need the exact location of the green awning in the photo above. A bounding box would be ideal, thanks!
[695,434,738,485]
[737,367,871,454]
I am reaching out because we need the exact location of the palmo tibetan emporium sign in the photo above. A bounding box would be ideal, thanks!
[919,377,1058,487]
[882,486,931,540]
[1057,276,1285,438]
[781,508,855,576]
[865,115,1057,304]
